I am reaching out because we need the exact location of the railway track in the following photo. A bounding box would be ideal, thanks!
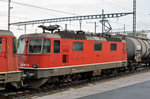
[1,65,150,99]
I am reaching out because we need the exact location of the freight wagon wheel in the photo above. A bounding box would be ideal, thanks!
[134,66,138,71]
[124,67,128,72]
[127,66,133,71]
[149,62,150,66]
[130,66,136,72]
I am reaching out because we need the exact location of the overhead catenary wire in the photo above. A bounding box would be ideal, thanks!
[3,0,133,28]
[0,0,148,32]
[104,0,149,17]
[0,0,132,31]
[0,14,32,20]
[0,0,78,15]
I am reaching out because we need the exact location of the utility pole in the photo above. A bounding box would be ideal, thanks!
[100,9,112,34]
[24,25,26,34]
[8,0,11,31]
[133,0,136,37]
[79,20,82,31]
[94,22,97,34]
[101,9,104,33]
[124,25,126,34]
[65,24,67,30]
[86,21,97,33]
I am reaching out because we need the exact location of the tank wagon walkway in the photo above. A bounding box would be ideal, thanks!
[35,71,150,99]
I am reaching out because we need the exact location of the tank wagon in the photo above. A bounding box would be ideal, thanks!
[17,30,128,88]
[0,30,21,90]
[126,37,150,64]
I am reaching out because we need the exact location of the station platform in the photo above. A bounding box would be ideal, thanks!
[36,71,150,99]
[80,80,150,99]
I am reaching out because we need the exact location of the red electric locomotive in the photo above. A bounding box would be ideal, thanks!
[0,30,21,90]
[17,27,127,88]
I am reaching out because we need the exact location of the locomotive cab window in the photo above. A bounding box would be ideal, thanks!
[54,40,60,53]
[73,41,83,51]
[17,39,26,54]
[0,38,2,52]
[43,39,51,53]
[13,37,17,54]
[94,42,102,51]
[28,39,42,54]
[111,43,117,51]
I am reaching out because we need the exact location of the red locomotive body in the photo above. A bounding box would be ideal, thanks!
[19,35,127,68]
[0,30,21,90]
[18,31,127,88]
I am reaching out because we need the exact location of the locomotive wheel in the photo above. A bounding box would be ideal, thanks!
[113,69,118,76]
[71,74,81,82]
[101,70,107,78]
[63,75,72,83]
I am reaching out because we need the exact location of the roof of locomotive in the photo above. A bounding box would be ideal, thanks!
[0,30,14,36]
[19,30,123,42]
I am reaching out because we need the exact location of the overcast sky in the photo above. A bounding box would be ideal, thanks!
[0,0,150,38]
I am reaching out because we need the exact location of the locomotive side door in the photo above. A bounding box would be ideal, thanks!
[62,45,70,65]
[51,40,61,67]
[0,37,7,72]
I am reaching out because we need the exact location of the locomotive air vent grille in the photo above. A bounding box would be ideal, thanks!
[58,31,86,40]
[106,37,122,42]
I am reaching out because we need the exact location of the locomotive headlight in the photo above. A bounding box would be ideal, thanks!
[33,64,39,68]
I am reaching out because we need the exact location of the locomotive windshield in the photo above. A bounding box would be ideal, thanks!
[28,39,42,54]
[17,39,26,54]
[0,38,2,52]
[43,39,51,53]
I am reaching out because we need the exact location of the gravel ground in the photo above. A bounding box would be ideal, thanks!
[34,71,150,99]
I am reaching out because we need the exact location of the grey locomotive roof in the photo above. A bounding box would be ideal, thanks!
[86,36,107,41]
[19,31,122,42]
[19,33,61,39]
[0,30,14,36]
